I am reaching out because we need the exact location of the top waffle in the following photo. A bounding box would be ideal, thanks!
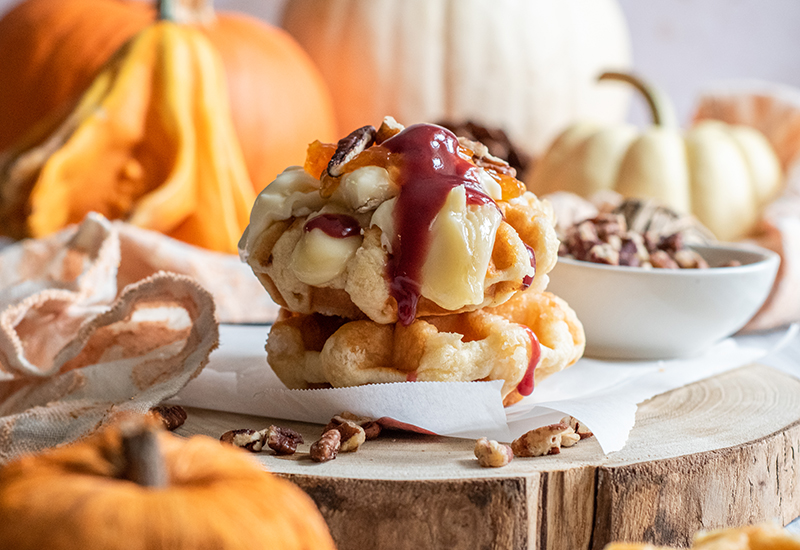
[239,117,560,325]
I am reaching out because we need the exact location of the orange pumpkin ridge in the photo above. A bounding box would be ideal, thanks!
[0,418,338,550]
[0,0,337,193]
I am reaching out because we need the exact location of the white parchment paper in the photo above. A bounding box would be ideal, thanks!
[172,324,799,454]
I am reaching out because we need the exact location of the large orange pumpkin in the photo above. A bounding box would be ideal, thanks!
[0,0,337,194]
[0,418,337,550]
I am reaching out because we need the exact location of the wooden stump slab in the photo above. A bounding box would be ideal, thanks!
[176,364,800,550]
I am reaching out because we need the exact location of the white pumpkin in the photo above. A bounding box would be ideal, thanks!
[528,73,784,242]
[281,0,632,155]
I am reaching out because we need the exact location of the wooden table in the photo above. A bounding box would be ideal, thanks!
[177,364,800,550]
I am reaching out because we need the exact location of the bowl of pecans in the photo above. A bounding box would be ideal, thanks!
[547,200,780,360]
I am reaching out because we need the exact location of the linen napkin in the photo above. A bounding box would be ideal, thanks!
[0,213,222,462]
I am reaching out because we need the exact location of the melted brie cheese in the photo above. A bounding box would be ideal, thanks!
[421,187,502,310]
[238,167,325,263]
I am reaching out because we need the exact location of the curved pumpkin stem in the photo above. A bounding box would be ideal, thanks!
[599,72,679,129]
[119,421,169,489]
[157,0,215,25]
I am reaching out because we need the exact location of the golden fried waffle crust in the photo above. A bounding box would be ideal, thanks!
[266,289,585,404]
[241,118,585,405]
[246,192,557,323]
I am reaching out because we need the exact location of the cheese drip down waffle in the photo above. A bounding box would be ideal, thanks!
[240,117,585,404]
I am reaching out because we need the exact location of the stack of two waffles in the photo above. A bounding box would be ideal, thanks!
[239,117,585,406]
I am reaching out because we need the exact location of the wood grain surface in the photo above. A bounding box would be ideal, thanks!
[176,364,800,550]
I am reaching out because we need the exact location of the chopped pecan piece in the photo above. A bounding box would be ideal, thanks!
[576,220,600,244]
[220,429,266,452]
[560,416,594,440]
[361,422,382,440]
[618,236,649,267]
[266,425,304,455]
[474,438,514,468]
[310,429,341,463]
[587,243,619,265]
[511,423,571,457]
[649,250,679,269]
[336,412,382,440]
[437,120,531,176]
[559,201,714,270]
[149,405,187,431]
[324,416,366,452]
[674,249,709,269]
[560,428,581,448]
[657,232,684,254]
[594,213,627,240]
[375,116,404,144]
[327,125,377,177]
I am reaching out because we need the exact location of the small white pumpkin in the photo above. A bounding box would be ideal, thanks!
[281,0,632,156]
[528,73,783,242]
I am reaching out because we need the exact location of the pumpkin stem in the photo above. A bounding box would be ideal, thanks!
[599,72,679,128]
[120,421,169,489]
[157,0,215,25]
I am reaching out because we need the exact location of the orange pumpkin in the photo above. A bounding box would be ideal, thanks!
[0,418,337,550]
[0,0,337,194]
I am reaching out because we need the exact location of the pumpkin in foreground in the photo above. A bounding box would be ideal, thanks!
[527,72,783,242]
[0,418,336,550]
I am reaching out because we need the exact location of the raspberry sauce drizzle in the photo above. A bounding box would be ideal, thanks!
[517,327,541,396]
[381,123,496,325]
[521,244,537,290]
[304,213,361,238]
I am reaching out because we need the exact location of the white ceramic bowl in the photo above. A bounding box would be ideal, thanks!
[547,244,780,360]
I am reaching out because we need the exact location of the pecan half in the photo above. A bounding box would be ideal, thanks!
[327,125,377,177]
[310,429,341,463]
[266,425,304,455]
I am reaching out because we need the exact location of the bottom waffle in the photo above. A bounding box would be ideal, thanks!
[265,289,585,405]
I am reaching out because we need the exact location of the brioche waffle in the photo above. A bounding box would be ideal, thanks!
[246,191,558,323]
[266,289,584,404]
[242,118,585,406]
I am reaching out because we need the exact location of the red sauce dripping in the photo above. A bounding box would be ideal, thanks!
[521,244,537,290]
[405,371,418,382]
[517,327,541,396]
[304,213,361,239]
[381,123,497,325]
